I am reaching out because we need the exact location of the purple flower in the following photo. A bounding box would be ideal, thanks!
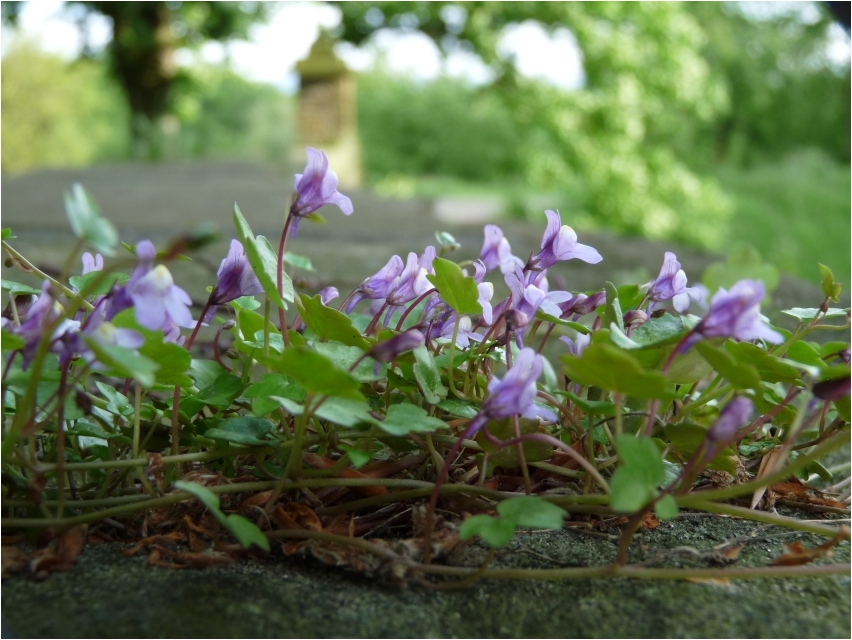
[480,224,524,274]
[130,265,194,331]
[367,329,426,364]
[560,333,590,357]
[529,210,602,271]
[346,255,404,313]
[12,282,79,367]
[481,347,544,421]
[77,311,144,368]
[813,376,851,402]
[289,148,353,236]
[558,291,606,319]
[505,266,572,320]
[706,396,753,451]
[319,287,339,305]
[623,309,648,329]
[693,280,783,345]
[648,252,704,313]
[81,252,103,274]
[210,240,263,307]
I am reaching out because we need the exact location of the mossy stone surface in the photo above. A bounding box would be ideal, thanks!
[3,514,849,638]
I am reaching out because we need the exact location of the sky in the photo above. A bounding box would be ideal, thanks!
[2,1,848,92]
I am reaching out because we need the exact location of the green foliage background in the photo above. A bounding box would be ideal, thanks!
[1,2,849,279]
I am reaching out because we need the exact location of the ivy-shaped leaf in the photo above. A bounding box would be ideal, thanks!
[233,204,293,308]
[413,345,447,404]
[64,183,118,256]
[375,403,447,436]
[265,347,363,400]
[298,294,370,349]
[562,343,674,399]
[426,257,482,315]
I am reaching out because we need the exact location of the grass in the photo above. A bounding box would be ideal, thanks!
[712,149,850,281]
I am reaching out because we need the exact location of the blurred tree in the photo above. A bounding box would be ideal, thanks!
[357,70,522,181]
[3,1,271,158]
[688,2,850,165]
[1,43,130,173]
[334,2,733,246]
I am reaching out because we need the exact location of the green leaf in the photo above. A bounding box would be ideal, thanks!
[702,245,779,298]
[562,343,674,399]
[85,340,158,387]
[95,381,134,417]
[562,392,615,416]
[496,496,567,530]
[610,435,667,513]
[818,263,842,303]
[174,480,269,551]
[1,279,41,296]
[631,314,696,348]
[603,282,624,333]
[435,231,460,250]
[223,514,271,551]
[786,341,825,370]
[64,183,118,256]
[339,445,372,468]
[298,294,370,349]
[237,306,278,342]
[781,307,847,322]
[314,397,375,426]
[413,345,447,404]
[616,284,645,310]
[313,342,384,382]
[138,337,192,388]
[205,416,275,447]
[533,310,591,334]
[196,373,243,408]
[654,494,679,521]
[230,296,261,311]
[1,228,13,239]
[375,403,447,436]
[244,374,305,415]
[188,359,226,390]
[243,330,286,355]
[66,421,121,441]
[68,272,129,297]
[476,418,552,470]
[663,423,737,474]
[725,342,808,383]
[175,480,221,512]
[233,204,292,309]
[695,341,761,390]
[1,328,25,351]
[283,251,315,272]
[459,514,517,548]
[265,347,363,400]
[437,398,479,419]
[426,257,482,315]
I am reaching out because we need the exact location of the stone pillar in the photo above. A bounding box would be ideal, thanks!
[295,33,361,188]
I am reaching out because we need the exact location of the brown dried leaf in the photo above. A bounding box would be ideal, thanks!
[640,513,660,530]
[751,449,786,509]
[147,452,164,491]
[770,531,846,567]
[685,577,732,586]
[120,532,185,557]
[718,544,745,561]
[237,491,275,511]
[282,503,323,531]
[2,546,31,578]
[30,525,87,576]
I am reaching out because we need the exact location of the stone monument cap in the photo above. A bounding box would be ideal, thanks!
[296,32,349,80]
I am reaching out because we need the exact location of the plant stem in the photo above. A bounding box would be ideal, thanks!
[277,214,294,347]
